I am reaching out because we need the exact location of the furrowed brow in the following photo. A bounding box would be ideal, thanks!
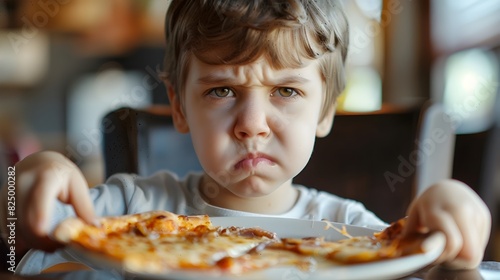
[197,74,311,86]
[197,74,235,85]
[272,76,310,85]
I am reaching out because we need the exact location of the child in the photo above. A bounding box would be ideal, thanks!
[1,0,491,273]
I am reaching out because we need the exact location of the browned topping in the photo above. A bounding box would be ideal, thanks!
[216,256,235,270]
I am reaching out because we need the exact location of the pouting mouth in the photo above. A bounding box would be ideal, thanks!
[233,153,275,170]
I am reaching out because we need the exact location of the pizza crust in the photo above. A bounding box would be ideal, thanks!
[52,217,86,243]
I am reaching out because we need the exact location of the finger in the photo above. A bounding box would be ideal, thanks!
[402,202,422,236]
[24,172,65,250]
[65,169,98,226]
[46,159,97,225]
[443,207,488,269]
[420,210,463,265]
[402,200,434,237]
[28,170,63,237]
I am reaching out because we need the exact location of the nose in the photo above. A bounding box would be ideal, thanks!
[234,97,271,140]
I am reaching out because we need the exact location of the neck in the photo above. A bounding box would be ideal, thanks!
[199,174,299,214]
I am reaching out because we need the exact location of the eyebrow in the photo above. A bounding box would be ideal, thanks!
[197,74,311,86]
[197,74,235,85]
[272,76,311,85]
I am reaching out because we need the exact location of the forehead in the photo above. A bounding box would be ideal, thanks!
[185,55,323,87]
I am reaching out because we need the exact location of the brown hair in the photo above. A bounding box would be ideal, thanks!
[163,0,349,119]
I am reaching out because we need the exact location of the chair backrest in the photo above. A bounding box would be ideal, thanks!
[413,102,456,195]
[101,103,455,222]
[101,106,202,178]
[294,104,425,222]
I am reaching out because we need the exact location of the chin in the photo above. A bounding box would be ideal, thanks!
[235,190,270,198]
[229,177,278,198]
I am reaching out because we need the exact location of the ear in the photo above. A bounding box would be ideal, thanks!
[316,105,336,137]
[167,85,190,133]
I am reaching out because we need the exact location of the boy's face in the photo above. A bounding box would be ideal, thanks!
[169,55,334,198]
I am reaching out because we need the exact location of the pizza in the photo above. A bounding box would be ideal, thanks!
[52,210,435,275]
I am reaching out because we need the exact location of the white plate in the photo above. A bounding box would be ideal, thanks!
[64,217,445,280]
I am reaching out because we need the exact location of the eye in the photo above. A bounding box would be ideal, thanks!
[209,87,234,97]
[275,87,298,98]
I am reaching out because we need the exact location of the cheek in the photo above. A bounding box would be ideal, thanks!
[294,127,317,161]
[276,121,318,174]
[186,111,231,171]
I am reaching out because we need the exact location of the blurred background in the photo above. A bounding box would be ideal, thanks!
[0,0,499,257]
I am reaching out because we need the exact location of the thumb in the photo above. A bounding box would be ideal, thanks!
[402,202,425,237]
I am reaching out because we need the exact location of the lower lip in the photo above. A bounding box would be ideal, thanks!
[235,158,273,170]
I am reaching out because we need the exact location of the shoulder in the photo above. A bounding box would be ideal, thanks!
[104,170,180,187]
[100,170,202,191]
[89,171,204,215]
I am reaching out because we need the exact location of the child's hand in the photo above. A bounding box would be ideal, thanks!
[403,179,491,269]
[2,151,96,252]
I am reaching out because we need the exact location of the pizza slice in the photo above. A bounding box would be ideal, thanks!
[53,210,278,274]
[212,217,434,274]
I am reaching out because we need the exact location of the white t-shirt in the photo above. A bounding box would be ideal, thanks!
[16,171,387,275]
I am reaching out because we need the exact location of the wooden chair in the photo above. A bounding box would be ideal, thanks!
[101,106,202,179]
